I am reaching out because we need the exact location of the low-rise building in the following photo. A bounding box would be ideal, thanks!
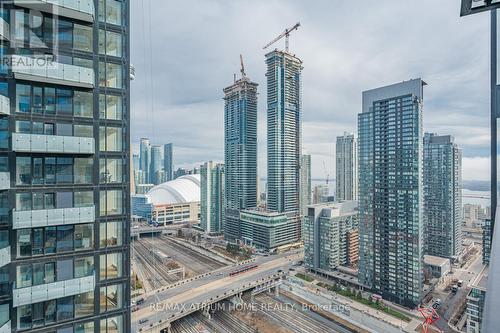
[467,266,488,333]
[239,209,297,250]
[132,175,201,225]
[303,201,359,272]
[423,255,451,280]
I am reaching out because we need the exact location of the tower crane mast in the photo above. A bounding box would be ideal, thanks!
[263,22,301,52]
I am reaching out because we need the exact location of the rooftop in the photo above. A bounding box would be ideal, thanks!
[423,255,450,267]
[147,174,200,205]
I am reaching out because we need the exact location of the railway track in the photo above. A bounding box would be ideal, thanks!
[132,239,181,291]
[250,293,346,333]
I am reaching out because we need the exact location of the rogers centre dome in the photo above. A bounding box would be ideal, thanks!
[146,174,200,205]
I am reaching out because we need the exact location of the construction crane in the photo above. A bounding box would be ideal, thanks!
[323,161,329,186]
[240,54,246,78]
[263,22,301,53]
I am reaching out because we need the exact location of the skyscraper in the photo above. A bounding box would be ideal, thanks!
[150,145,162,185]
[164,143,173,181]
[423,133,462,258]
[139,137,151,182]
[300,154,311,216]
[223,71,258,241]
[266,49,303,241]
[1,1,130,331]
[358,79,425,307]
[336,132,358,201]
[200,162,225,234]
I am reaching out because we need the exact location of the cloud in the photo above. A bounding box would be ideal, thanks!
[463,157,490,181]
[130,0,490,181]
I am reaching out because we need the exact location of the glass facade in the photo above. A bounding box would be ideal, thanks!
[358,79,425,307]
[200,161,225,234]
[0,0,130,332]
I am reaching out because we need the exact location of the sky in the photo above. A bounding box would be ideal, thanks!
[130,0,490,181]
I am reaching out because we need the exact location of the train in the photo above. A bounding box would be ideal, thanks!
[229,264,259,276]
[150,249,170,263]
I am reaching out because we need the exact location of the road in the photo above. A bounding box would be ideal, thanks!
[434,250,484,332]
[131,250,303,331]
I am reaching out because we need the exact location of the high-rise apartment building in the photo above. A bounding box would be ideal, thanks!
[163,143,173,181]
[423,133,462,258]
[149,145,162,185]
[223,72,258,241]
[336,132,358,201]
[266,49,302,241]
[313,184,329,204]
[200,162,225,234]
[139,137,150,183]
[299,154,311,216]
[358,79,425,307]
[0,1,130,332]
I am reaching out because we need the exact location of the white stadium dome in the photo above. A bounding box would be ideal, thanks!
[146,174,200,205]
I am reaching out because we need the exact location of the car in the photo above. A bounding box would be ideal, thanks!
[136,298,145,305]
[289,268,295,271]
[452,285,458,293]
[277,269,283,273]
[432,299,442,309]
[139,319,148,324]
[457,280,463,287]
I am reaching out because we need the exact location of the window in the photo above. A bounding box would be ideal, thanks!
[16,84,31,113]
[45,87,56,115]
[32,302,44,327]
[44,227,56,254]
[74,224,93,251]
[58,20,73,49]
[99,0,123,25]
[75,291,94,318]
[57,296,74,321]
[100,94,123,120]
[33,228,44,255]
[57,225,74,253]
[99,29,122,57]
[16,157,32,185]
[16,192,32,211]
[75,256,94,278]
[100,284,122,313]
[57,259,73,281]
[75,191,94,207]
[45,300,56,324]
[100,126,122,151]
[74,125,94,138]
[17,229,31,257]
[100,315,123,333]
[16,264,32,288]
[33,86,43,113]
[74,24,93,52]
[74,91,93,118]
[57,157,73,183]
[99,62,123,88]
[45,158,56,184]
[56,89,73,115]
[100,252,122,280]
[17,304,32,330]
[100,190,123,216]
[100,158,122,183]
[74,158,93,184]
[99,221,123,248]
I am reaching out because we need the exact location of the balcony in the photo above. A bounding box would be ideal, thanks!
[12,206,95,229]
[0,246,10,269]
[12,133,94,154]
[13,275,94,307]
[11,55,94,88]
[14,0,94,23]
[0,18,9,41]
[0,173,9,191]
[0,321,10,333]
[0,95,9,116]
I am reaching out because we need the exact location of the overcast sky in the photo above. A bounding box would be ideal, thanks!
[130,0,490,181]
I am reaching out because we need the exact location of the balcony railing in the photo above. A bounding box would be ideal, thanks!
[12,206,95,229]
[0,18,9,41]
[14,0,94,22]
[12,133,95,154]
[13,275,94,307]
[0,321,10,333]
[0,173,9,191]
[0,95,9,116]
[11,55,94,88]
[0,246,10,269]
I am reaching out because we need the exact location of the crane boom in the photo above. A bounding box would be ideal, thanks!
[240,54,246,78]
[263,22,301,52]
